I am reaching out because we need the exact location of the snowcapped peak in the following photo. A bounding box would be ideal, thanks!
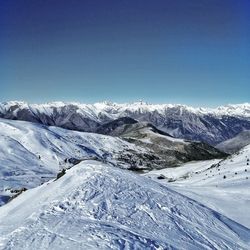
[1,101,250,121]
[0,101,29,112]
[39,101,67,107]
[102,100,116,106]
[2,100,27,106]
[94,100,117,106]
[93,101,119,111]
[211,103,250,116]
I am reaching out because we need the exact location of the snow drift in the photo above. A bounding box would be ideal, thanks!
[0,161,249,249]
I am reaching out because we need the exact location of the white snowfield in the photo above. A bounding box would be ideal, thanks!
[0,161,249,250]
[0,118,146,204]
[146,145,250,228]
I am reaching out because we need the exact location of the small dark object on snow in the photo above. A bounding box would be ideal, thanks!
[56,169,66,180]
[157,175,165,180]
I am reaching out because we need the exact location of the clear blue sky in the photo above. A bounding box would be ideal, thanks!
[1,0,250,106]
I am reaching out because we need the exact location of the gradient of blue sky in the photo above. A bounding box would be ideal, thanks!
[0,0,250,106]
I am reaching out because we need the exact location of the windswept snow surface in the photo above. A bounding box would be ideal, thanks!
[0,161,249,249]
[0,118,146,205]
[146,145,250,228]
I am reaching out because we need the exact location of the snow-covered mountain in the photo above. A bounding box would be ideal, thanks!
[0,118,161,205]
[0,118,226,206]
[1,105,250,249]
[146,145,250,228]
[216,130,250,154]
[0,160,249,249]
[1,101,250,145]
[147,144,250,186]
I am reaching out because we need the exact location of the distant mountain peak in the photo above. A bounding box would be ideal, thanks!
[1,101,250,145]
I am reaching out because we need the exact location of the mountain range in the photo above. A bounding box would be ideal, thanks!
[0,118,225,205]
[1,101,250,145]
[1,101,250,249]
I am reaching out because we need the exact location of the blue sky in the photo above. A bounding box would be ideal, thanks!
[1,0,250,106]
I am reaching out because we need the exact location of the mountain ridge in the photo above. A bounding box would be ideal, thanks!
[0,160,249,249]
[2,101,250,117]
[1,101,250,145]
[0,118,225,205]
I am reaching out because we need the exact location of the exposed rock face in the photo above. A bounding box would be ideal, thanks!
[102,119,227,167]
[96,117,138,135]
[1,101,250,145]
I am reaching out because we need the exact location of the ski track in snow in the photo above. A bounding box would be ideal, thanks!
[146,145,250,229]
[0,161,250,249]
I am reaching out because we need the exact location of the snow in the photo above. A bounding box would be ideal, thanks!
[1,101,250,146]
[172,185,250,230]
[145,145,250,228]
[0,118,146,205]
[146,159,220,181]
[213,103,250,117]
[1,101,250,121]
[1,113,250,248]
[0,160,249,249]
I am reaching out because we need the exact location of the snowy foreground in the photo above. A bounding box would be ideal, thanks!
[146,145,250,228]
[0,161,250,250]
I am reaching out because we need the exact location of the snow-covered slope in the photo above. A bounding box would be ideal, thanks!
[146,145,250,228]
[1,101,250,144]
[0,160,249,249]
[0,117,225,206]
[216,130,250,154]
[0,118,158,205]
[170,145,250,186]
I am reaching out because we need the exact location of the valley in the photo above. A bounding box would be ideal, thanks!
[0,103,250,249]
